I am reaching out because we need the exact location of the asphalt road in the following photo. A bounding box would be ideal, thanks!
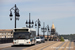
[1,43,40,50]
[1,41,75,50]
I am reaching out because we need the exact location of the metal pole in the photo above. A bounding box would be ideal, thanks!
[38,19,39,36]
[43,22,45,37]
[29,13,30,28]
[15,4,16,28]
[47,25,49,40]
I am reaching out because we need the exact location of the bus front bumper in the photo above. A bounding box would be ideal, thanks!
[13,42,32,45]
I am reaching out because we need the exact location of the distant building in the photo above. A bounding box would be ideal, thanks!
[40,23,59,41]
[0,29,13,38]
[51,23,56,35]
[50,23,59,41]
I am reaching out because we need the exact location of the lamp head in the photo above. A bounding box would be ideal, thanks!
[32,20,34,24]
[35,23,37,26]
[39,23,41,26]
[16,12,20,17]
[9,11,13,17]
[26,20,28,24]
[10,18,12,20]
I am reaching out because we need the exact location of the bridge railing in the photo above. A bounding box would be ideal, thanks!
[0,38,13,44]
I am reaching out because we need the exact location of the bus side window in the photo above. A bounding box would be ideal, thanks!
[30,35,32,37]
[30,33,32,38]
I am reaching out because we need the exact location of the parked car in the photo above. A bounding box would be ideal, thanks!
[36,36,45,43]
[36,36,41,43]
[40,36,45,43]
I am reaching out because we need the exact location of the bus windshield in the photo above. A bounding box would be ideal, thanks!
[13,32,30,39]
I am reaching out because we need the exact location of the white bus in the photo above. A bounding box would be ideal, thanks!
[13,27,36,45]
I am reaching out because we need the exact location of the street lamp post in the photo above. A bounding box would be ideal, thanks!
[35,19,41,36]
[46,25,50,40]
[25,13,34,28]
[41,22,47,37]
[9,4,20,28]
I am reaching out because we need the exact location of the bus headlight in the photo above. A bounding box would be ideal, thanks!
[27,42,30,43]
[29,42,30,43]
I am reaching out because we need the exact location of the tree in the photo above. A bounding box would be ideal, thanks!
[60,36,64,41]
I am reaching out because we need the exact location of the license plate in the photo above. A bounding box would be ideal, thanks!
[20,44,24,45]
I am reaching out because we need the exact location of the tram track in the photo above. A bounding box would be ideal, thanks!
[23,41,50,50]
[56,42,65,50]
[29,41,56,50]
[63,41,70,50]
[36,41,57,50]
[40,42,57,50]
[42,41,63,50]
[57,41,68,50]
[23,41,56,50]
[70,42,74,50]
[68,42,71,50]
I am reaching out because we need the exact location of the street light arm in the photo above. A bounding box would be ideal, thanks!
[25,13,34,28]
[10,7,15,10]
[46,25,50,31]
[10,5,19,11]
[35,20,37,23]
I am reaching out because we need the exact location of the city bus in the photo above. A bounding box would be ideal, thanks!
[13,27,36,45]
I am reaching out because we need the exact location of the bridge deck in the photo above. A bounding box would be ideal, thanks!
[23,41,75,50]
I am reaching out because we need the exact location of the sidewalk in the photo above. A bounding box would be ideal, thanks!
[0,43,13,49]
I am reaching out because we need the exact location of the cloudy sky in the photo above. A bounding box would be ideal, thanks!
[0,0,75,35]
